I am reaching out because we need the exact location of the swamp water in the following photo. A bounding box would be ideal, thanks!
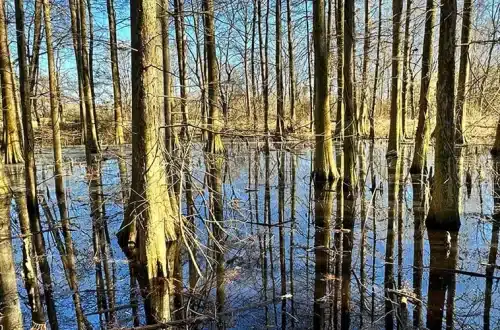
[5,141,500,329]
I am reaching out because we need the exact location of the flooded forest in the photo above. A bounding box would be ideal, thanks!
[0,0,500,328]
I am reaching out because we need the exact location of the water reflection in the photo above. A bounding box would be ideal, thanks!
[2,142,500,329]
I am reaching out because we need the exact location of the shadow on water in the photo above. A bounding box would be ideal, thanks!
[4,141,500,329]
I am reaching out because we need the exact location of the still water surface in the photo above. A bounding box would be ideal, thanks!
[6,141,500,329]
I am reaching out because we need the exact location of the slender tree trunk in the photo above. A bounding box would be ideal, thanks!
[161,0,173,153]
[117,0,179,323]
[369,0,382,141]
[426,0,460,231]
[43,0,90,327]
[313,0,339,182]
[257,0,270,136]
[334,0,344,140]
[0,0,23,164]
[106,0,125,144]
[13,0,45,324]
[87,0,100,146]
[359,0,371,138]
[401,0,412,139]
[174,0,189,139]
[251,0,258,130]
[275,0,285,137]
[0,166,23,330]
[306,0,313,133]
[286,0,295,130]
[409,0,435,174]
[455,0,472,144]
[387,0,403,157]
[341,0,358,326]
[78,0,100,157]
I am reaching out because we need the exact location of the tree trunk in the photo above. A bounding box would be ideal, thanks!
[43,0,90,327]
[369,0,382,141]
[106,0,125,144]
[275,0,285,138]
[257,0,270,136]
[117,0,178,323]
[313,0,339,182]
[359,0,371,138]
[455,0,472,145]
[426,0,461,231]
[0,165,23,330]
[387,0,403,157]
[334,0,344,140]
[409,0,435,174]
[77,0,100,157]
[286,0,295,130]
[12,0,45,324]
[174,0,189,139]
[0,0,23,164]
[341,0,358,326]
[161,0,173,153]
[401,0,412,139]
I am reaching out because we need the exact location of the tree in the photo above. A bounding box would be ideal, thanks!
[286,0,295,130]
[204,0,225,317]
[387,0,403,157]
[335,0,344,140]
[174,0,189,139]
[410,0,436,174]
[313,0,339,182]
[359,0,371,138]
[0,0,23,164]
[161,0,173,153]
[77,0,100,157]
[369,0,382,140]
[275,0,285,137]
[0,163,23,330]
[455,0,472,144]
[43,0,89,327]
[13,0,46,324]
[106,0,125,144]
[117,0,178,322]
[401,0,413,139]
[426,0,460,231]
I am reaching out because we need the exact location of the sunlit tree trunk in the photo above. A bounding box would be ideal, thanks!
[87,0,99,146]
[387,0,403,157]
[251,0,258,130]
[369,0,382,141]
[0,0,23,164]
[313,0,339,182]
[275,0,284,137]
[117,0,178,323]
[401,0,412,139]
[43,0,89,327]
[77,0,100,157]
[334,0,344,140]
[106,0,125,144]
[12,0,45,324]
[174,0,189,139]
[409,0,435,174]
[258,0,270,136]
[359,0,370,138]
[455,0,472,145]
[0,165,23,330]
[286,0,295,130]
[426,0,460,231]
[341,0,357,327]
